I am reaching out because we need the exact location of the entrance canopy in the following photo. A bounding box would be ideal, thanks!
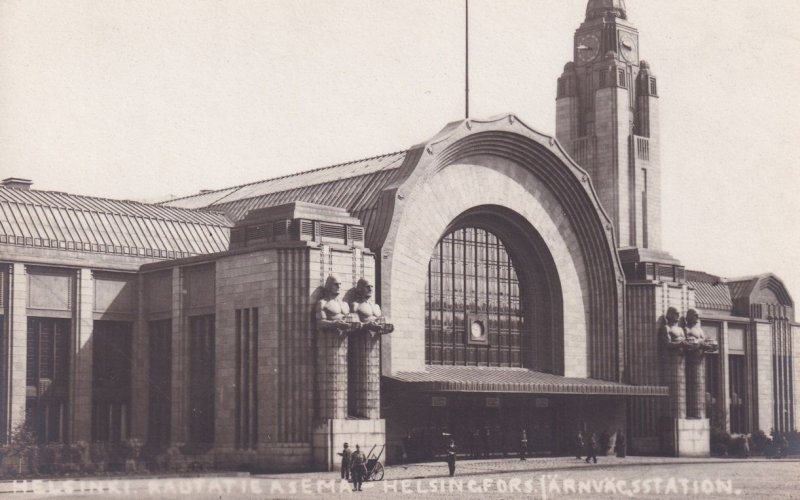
[385,366,667,396]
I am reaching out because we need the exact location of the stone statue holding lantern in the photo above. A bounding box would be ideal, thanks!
[317,275,354,335]
[685,308,718,353]
[351,278,394,337]
[662,307,686,346]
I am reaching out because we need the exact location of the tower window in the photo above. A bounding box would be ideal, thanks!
[618,69,627,88]
[649,78,658,96]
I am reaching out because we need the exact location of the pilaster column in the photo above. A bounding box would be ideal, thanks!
[170,267,187,444]
[69,268,93,443]
[664,349,686,419]
[349,332,380,419]
[130,273,148,440]
[752,320,773,433]
[316,331,347,420]
[719,322,731,431]
[687,351,706,419]
[4,263,27,441]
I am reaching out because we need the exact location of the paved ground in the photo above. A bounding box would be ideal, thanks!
[3,456,799,499]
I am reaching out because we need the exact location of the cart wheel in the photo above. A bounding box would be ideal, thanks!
[371,462,384,481]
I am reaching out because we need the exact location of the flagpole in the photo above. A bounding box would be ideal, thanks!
[465,0,469,119]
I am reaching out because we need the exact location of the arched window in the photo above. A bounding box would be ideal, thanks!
[425,227,528,367]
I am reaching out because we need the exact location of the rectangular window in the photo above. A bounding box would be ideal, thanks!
[26,317,71,443]
[649,77,658,95]
[189,314,215,445]
[728,325,746,355]
[235,308,258,450]
[148,319,172,448]
[729,354,747,433]
[92,321,132,442]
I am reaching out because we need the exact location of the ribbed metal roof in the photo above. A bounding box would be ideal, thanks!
[726,276,760,301]
[686,270,733,312]
[386,365,667,396]
[0,187,231,259]
[161,151,407,221]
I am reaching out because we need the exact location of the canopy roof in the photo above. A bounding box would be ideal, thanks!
[385,365,667,396]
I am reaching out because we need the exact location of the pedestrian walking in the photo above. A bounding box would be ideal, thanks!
[520,429,528,461]
[575,430,584,460]
[337,443,352,480]
[585,433,598,464]
[446,439,457,477]
[615,429,627,458]
[350,444,367,491]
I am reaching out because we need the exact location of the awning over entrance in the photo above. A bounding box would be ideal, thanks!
[385,366,667,396]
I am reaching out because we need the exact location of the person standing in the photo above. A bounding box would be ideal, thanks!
[402,433,412,464]
[585,433,598,464]
[337,443,352,480]
[575,430,584,460]
[520,429,528,461]
[615,429,627,458]
[599,430,610,456]
[608,430,617,457]
[446,439,457,477]
[350,444,367,491]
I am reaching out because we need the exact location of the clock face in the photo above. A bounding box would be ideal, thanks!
[577,34,600,63]
[470,320,485,339]
[619,33,638,62]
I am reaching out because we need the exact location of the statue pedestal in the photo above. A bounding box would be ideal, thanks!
[673,418,710,457]
[312,418,386,471]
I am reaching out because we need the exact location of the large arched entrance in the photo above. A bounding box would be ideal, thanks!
[417,206,564,456]
[424,206,563,373]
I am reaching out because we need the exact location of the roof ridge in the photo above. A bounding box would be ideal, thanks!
[0,185,230,224]
[159,150,406,204]
[725,274,765,284]
[685,269,726,283]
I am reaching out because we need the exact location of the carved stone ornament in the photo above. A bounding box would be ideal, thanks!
[685,308,719,354]
[351,278,394,339]
[662,307,686,348]
[316,275,358,336]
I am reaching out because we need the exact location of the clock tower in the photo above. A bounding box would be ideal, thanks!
[556,0,660,250]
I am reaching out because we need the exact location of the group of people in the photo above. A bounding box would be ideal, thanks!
[768,429,791,459]
[341,428,628,485]
[575,429,626,463]
[337,443,368,492]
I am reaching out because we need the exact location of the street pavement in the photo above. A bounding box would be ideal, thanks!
[3,455,799,499]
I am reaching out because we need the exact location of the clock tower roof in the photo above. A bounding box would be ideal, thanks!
[586,0,627,21]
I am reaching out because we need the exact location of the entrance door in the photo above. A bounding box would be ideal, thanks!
[420,394,556,457]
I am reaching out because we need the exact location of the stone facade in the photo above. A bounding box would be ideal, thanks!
[0,0,797,471]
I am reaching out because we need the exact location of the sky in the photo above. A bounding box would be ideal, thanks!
[1,0,799,304]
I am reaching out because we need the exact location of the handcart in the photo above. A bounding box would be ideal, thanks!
[364,444,385,481]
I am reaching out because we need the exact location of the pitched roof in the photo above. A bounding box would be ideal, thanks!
[0,187,232,259]
[160,151,408,222]
[727,273,794,308]
[385,365,667,396]
[686,270,733,312]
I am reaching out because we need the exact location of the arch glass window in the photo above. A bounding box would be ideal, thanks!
[425,227,528,367]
